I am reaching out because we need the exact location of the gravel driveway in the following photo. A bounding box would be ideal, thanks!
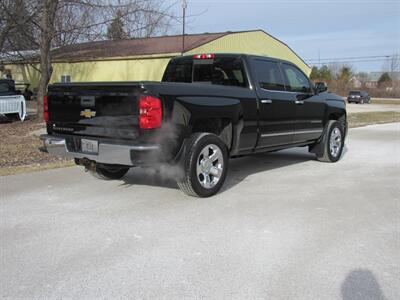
[1,123,399,299]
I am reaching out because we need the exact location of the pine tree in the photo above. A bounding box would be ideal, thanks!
[107,10,127,40]
[378,72,392,88]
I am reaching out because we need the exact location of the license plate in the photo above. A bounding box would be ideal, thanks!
[81,139,98,154]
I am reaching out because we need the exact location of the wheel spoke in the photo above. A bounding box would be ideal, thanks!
[205,173,211,188]
[201,148,210,160]
[208,148,218,162]
[210,166,222,178]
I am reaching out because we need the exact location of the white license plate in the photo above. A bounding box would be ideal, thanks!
[81,139,98,154]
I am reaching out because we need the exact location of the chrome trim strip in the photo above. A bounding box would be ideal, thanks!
[261,131,294,138]
[295,129,323,135]
[261,129,323,138]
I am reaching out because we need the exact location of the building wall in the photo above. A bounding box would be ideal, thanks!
[2,56,173,89]
[2,30,310,88]
[187,30,311,76]
[50,56,174,84]
[2,63,41,89]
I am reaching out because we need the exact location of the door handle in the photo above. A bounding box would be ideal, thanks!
[295,100,304,105]
[260,99,272,104]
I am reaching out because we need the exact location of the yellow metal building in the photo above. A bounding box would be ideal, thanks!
[1,30,310,89]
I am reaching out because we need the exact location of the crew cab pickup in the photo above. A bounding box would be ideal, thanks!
[40,54,347,197]
[0,79,26,121]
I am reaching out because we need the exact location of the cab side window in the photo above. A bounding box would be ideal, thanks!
[253,60,285,91]
[282,64,312,93]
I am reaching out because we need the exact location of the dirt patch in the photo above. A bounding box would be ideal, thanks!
[0,116,72,175]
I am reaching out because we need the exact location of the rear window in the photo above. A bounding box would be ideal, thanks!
[349,91,361,95]
[163,56,248,88]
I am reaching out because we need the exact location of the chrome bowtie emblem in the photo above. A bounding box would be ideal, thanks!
[80,109,96,118]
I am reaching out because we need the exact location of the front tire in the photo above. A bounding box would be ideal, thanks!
[91,165,130,180]
[177,133,229,197]
[316,120,344,163]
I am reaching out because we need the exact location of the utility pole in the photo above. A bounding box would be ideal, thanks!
[182,0,187,55]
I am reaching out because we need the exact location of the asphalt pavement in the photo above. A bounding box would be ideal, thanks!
[1,123,399,299]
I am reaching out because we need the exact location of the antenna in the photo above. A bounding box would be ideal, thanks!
[182,0,187,55]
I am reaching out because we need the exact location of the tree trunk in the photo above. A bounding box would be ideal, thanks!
[37,0,58,121]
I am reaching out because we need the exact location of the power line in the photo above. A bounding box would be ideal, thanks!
[310,58,392,65]
[305,55,392,62]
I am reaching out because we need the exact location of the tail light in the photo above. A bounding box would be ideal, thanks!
[44,95,49,122]
[139,95,162,129]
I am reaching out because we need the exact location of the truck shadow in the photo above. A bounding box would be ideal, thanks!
[222,148,316,192]
[120,147,320,193]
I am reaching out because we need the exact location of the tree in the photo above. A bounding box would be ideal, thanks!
[338,66,352,83]
[1,0,176,121]
[319,65,332,82]
[310,65,332,83]
[378,72,392,88]
[37,0,59,118]
[0,0,38,53]
[310,66,319,81]
[107,10,127,40]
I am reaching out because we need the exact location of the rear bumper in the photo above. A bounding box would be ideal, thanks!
[40,134,161,166]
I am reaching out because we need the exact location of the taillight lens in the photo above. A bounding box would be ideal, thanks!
[44,95,49,122]
[139,95,162,129]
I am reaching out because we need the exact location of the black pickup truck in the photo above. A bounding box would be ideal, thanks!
[41,53,347,197]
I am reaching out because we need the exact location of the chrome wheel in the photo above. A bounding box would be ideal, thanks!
[196,144,224,189]
[329,127,342,158]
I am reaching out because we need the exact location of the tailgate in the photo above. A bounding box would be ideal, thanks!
[47,83,144,140]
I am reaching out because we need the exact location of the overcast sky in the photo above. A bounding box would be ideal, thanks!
[167,0,400,72]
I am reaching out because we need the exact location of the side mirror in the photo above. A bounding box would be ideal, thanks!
[314,82,328,94]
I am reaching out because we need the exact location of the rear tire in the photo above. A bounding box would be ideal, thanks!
[177,133,229,197]
[316,120,344,163]
[91,165,129,180]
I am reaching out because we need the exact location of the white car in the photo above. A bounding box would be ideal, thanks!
[0,79,26,121]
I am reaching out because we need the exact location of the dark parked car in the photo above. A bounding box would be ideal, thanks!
[347,90,370,104]
[40,53,347,197]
